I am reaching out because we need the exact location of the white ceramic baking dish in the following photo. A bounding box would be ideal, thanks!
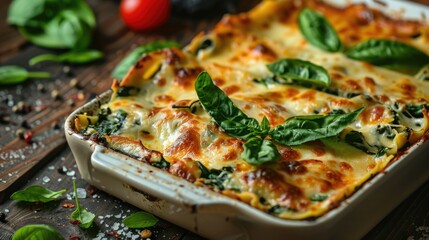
[65,1,429,239]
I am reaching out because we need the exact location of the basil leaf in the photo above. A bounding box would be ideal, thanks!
[298,8,342,52]
[267,59,331,87]
[12,224,64,240]
[112,40,181,81]
[270,108,364,146]
[260,116,270,138]
[10,185,65,202]
[123,212,159,229]
[71,180,95,229]
[241,137,280,165]
[29,50,103,65]
[0,66,51,85]
[195,72,260,139]
[345,39,429,69]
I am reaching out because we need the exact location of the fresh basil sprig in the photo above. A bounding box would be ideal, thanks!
[0,66,51,85]
[29,50,103,65]
[267,59,332,87]
[345,39,429,69]
[195,72,363,165]
[7,0,95,50]
[298,8,342,52]
[195,72,279,165]
[123,212,158,229]
[12,224,64,240]
[10,185,65,202]
[270,108,364,146]
[70,180,95,229]
[112,40,181,81]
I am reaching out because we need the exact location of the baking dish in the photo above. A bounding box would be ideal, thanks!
[65,1,429,239]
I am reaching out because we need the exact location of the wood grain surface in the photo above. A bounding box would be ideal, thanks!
[1,0,429,239]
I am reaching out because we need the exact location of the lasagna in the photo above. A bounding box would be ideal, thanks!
[74,0,429,220]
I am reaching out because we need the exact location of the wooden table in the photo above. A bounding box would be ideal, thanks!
[1,0,429,239]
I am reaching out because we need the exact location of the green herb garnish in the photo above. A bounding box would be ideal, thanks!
[10,185,65,203]
[123,212,158,229]
[195,72,363,165]
[270,108,364,146]
[29,49,103,65]
[267,59,332,88]
[12,224,64,240]
[7,0,96,50]
[298,8,343,52]
[112,40,181,81]
[0,66,50,85]
[70,180,95,229]
[345,39,429,70]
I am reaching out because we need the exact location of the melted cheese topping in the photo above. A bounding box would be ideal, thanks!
[77,0,429,220]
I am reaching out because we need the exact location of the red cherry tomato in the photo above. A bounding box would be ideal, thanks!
[120,0,170,31]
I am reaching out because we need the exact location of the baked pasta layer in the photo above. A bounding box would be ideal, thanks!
[74,0,429,220]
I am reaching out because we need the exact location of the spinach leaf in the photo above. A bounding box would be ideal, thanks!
[195,72,260,139]
[123,212,158,229]
[0,66,50,85]
[270,108,364,146]
[71,180,95,229]
[345,39,429,69]
[403,104,425,119]
[94,109,128,135]
[268,205,295,215]
[151,157,170,170]
[344,130,389,157]
[267,59,331,87]
[112,40,181,81]
[29,49,103,65]
[241,137,280,165]
[10,185,65,202]
[8,0,95,50]
[12,224,64,240]
[197,162,233,190]
[298,8,342,52]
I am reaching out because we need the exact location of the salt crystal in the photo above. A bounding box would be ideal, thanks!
[42,176,50,183]
[8,173,12,177]
[76,188,87,199]
[112,222,120,231]
[114,213,121,219]
[93,194,98,198]
[105,215,111,218]
[105,223,109,228]
[131,234,139,240]
[66,193,73,200]
[48,165,55,170]
[98,216,104,219]
[58,178,62,182]
[66,170,75,176]
[4,209,9,213]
